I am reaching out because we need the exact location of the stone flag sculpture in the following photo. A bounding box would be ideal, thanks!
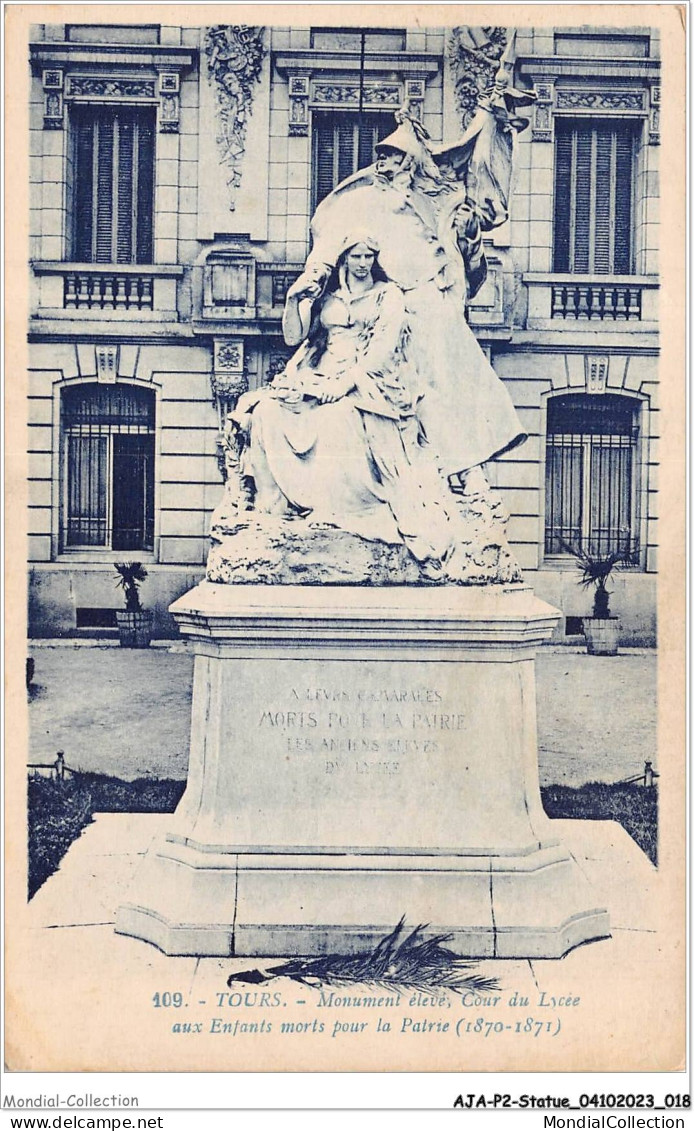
[208,47,537,586]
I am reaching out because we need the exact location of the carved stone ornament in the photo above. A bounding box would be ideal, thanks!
[158,74,180,133]
[216,340,243,371]
[67,76,156,99]
[288,74,309,136]
[586,356,609,395]
[649,85,660,145]
[447,26,508,129]
[203,25,266,209]
[43,68,65,129]
[556,89,644,111]
[211,370,248,401]
[532,80,554,142]
[312,83,401,107]
[95,345,119,384]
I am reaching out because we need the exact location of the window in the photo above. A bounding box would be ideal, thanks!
[312,110,395,209]
[544,393,639,558]
[70,105,155,264]
[62,384,155,551]
[553,119,638,275]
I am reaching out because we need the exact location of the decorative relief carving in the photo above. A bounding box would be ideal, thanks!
[212,370,248,400]
[556,89,644,111]
[532,80,554,142]
[43,68,64,129]
[216,340,243,370]
[649,85,660,145]
[95,345,119,384]
[67,76,156,98]
[204,25,266,209]
[404,79,425,120]
[158,73,180,133]
[288,74,309,136]
[447,26,508,128]
[212,338,249,475]
[312,83,401,106]
[586,355,609,395]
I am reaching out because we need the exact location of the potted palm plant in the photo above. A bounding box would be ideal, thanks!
[561,540,638,656]
[114,562,153,648]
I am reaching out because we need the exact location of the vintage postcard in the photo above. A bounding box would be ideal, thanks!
[3,1,687,1088]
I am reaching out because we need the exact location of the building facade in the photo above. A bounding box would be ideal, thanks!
[27,22,660,642]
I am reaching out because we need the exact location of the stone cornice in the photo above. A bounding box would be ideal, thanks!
[274,50,440,77]
[517,55,659,82]
[30,42,197,72]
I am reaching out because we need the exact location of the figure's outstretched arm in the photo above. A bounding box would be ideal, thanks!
[282,266,330,346]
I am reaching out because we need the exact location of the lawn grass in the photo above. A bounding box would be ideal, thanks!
[541,780,658,865]
[28,774,657,899]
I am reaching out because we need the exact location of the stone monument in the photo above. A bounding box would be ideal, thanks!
[117,53,609,958]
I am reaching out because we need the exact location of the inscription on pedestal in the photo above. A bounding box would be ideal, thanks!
[257,683,465,776]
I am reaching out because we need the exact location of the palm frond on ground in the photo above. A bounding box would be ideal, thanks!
[227,918,501,995]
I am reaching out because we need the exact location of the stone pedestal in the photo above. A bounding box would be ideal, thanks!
[116,582,609,958]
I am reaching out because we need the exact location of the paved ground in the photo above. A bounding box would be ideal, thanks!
[28,642,657,787]
[12,812,676,1073]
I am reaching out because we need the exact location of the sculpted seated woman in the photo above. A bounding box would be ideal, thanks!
[226,233,468,573]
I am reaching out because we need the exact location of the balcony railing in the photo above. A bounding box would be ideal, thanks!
[31,262,184,320]
[524,273,658,329]
[551,282,642,321]
[64,271,154,310]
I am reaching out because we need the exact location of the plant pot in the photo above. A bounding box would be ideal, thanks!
[115,610,154,649]
[583,616,620,656]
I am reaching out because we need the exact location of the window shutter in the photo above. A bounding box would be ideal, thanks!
[72,113,95,262]
[95,113,115,262]
[336,118,355,185]
[553,125,573,272]
[613,129,634,274]
[71,105,154,265]
[313,115,335,207]
[572,128,592,273]
[553,118,636,276]
[592,128,614,274]
[116,112,135,264]
[312,111,396,211]
[136,113,155,263]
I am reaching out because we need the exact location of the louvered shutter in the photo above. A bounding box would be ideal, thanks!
[72,112,95,262]
[71,105,155,264]
[313,115,336,207]
[553,119,636,276]
[116,113,135,263]
[613,129,633,274]
[572,128,592,273]
[592,129,613,274]
[312,111,396,211]
[95,113,116,262]
[136,113,155,263]
[552,125,572,273]
[336,118,355,185]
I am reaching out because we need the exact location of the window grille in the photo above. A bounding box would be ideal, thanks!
[312,110,395,210]
[553,118,638,275]
[544,393,639,558]
[71,105,155,264]
[62,384,155,551]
